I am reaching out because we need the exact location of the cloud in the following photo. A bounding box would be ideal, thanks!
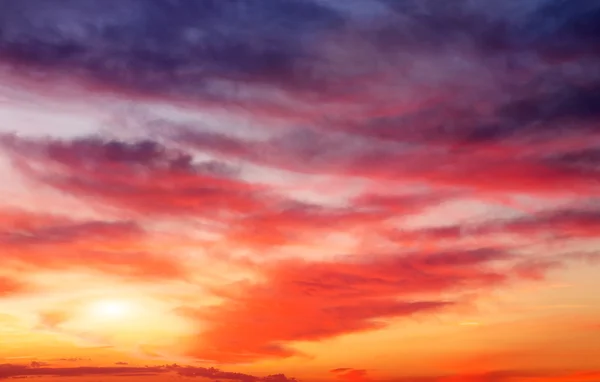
[54,357,90,362]
[0,0,344,105]
[4,0,600,202]
[0,134,451,252]
[331,368,371,382]
[0,364,161,379]
[183,249,511,362]
[523,0,600,59]
[0,0,596,131]
[0,208,186,282]
[0,0,597,94]
[389,369,600,382]
[0,275,23,296]
[163,123,600,199]
[221,192,448,251]
[386,207,600,248]
[28,361,50,368]
[0,135,271,221]
[0,363,297,382]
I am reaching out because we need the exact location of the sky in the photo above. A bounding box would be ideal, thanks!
[0,0,599,381]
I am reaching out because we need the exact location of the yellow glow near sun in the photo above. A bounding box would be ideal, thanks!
[56,294,197,354]
[88,299,134,320]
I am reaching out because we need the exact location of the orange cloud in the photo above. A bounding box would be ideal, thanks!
[183,249,512,362]
[0,275,23,296]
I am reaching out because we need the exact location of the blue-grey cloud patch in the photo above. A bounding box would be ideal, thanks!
[0,0,344,98]
[453,82,600,144]
[1,0,599,106]
[522,0,600,58]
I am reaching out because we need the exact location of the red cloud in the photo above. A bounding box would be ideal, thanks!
[184,249,510,363]
[221,193,446,251]
[0,208,186,282]
[0,135,451,253]
[165,126,600,199]
[0,135,268,219]
[331,368,371,382]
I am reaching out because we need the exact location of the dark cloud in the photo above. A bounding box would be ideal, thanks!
[500,84,600,125]
[390,369,600,382]
[0,0,344,100]
[379,0,600,60]
[0,363,297,382]
[551,147,600,170]
[2,0,599,154]
[0,0,597,107]
[1,134,232,176]
[439,83,600,147]
[0,364,163,379]
[523,0,600,58]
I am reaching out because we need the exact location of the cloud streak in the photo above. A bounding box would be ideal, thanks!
[0,363,297,382]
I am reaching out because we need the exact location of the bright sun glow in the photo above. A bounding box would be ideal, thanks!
[88,299,133,319]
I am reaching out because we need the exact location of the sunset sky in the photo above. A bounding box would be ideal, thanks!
[0,1,599,381]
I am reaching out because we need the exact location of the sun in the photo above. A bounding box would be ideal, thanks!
[88,299,133,320]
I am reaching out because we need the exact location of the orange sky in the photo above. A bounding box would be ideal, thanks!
[1,1,600,381]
